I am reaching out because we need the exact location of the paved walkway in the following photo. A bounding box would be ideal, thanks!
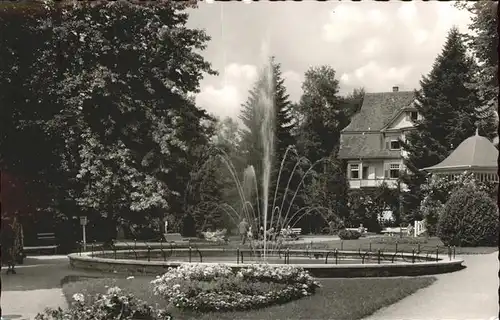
[2,289,68,320]
[1,256,103,319]
[365,251,499,320]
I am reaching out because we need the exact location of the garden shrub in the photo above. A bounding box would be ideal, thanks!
[438,186,499,247]
[338,229,361,240]
[420,171,497,236]
[151,263,321,312]
[35,286,172,320]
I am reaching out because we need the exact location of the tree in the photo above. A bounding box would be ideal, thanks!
[238,57,299,228]
[295,66,352,161]
[0,3,69,218]
[293,66,357,231]
[1,1,217,230]
[400,27,481,227]
[456,1,498,141]
[439,186,498,247]
[420,172,497,236]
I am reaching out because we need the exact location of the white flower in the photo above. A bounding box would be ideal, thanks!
[72,293,85,303]
[107,286,122,295]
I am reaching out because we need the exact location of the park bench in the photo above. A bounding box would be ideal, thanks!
[381,227,408,237]
[24,232,58,255]
[280,227,302,240]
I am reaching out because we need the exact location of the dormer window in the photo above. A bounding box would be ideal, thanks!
[390,139,401,150]
[410,111,418,122]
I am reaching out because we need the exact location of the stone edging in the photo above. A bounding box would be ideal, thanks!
[68,249,464,278]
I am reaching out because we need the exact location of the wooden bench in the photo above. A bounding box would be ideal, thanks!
[381,227,408,237]
[24,232,58,255]
[280,228,302,240]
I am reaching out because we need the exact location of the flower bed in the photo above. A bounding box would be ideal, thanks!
[151,263,321,312]
[35,286,172,320]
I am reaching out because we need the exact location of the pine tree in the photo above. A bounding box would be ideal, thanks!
[400,27,481,228]
[457,1,498,141]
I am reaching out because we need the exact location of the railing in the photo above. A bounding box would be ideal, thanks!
[78,240,457,265]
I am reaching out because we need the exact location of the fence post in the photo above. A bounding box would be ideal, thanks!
[237,248,240,264]
[411,249,415,263]
[91,241,95,258]
[395,243,398,253]
[340,240,343,251]
[189,246,192,263]
[147,246,151,262]
[286,248,290,264]
[335,249,338,265]
[453,246,456,259]
[435,246,439,262]
[241,250,244,264]
[377,250,381,264]
[369,241,372,252]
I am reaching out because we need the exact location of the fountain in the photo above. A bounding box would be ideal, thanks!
[67,47,465,279]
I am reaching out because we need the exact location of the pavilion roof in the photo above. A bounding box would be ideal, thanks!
[423,132,498,172]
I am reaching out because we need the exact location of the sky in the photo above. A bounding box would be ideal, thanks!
[186,1,472,120]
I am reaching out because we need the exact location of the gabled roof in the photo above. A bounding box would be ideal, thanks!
[342,91,415,132]
[338,133,402,159]
[423,133,498,171]
[381,103,417,132]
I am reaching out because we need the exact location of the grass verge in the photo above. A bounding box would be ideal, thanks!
[62,275,436,320]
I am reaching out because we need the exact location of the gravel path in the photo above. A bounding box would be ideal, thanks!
[364,251,499,320]
[1,256,104,319]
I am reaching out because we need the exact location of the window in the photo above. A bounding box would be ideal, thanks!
[390,140,401,150]
[350,164,359,179]
[410,111,418,121]
[362,166,369,179]
[389,164,400,179]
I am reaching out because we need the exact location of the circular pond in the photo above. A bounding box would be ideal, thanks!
[68,247,465,278]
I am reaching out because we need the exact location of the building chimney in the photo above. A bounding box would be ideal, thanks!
[392,86,399,92]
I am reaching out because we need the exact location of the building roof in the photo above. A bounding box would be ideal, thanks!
[342,91,415,132]
[338,90,415,160]
[423,133,498,171]
[338,133,402,159]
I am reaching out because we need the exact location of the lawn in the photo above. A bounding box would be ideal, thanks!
[62,275,436,320]
[106,236,497,257]
[282,236,498,256]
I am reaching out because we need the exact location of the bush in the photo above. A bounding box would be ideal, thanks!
[151,264,321,312]
[338,229,361,240]
[35,286,172,320]
[438,187,499,247]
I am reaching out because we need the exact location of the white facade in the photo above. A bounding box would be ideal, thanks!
[346,159,404,189]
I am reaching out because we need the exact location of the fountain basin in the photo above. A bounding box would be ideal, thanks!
[68,248,464,278]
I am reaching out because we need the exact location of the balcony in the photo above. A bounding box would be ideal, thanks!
[348,178,399,189]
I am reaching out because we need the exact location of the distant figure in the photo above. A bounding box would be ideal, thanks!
[238,218,249,245]
[164,219,168,234]
[1,215,23,275]
[358,224,366,235]
[247,226,253,240]
[407,223,414,237]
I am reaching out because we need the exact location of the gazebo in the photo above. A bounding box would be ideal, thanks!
[422,130,499,182]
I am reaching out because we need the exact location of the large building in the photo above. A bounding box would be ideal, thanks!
[338,86,417,189]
